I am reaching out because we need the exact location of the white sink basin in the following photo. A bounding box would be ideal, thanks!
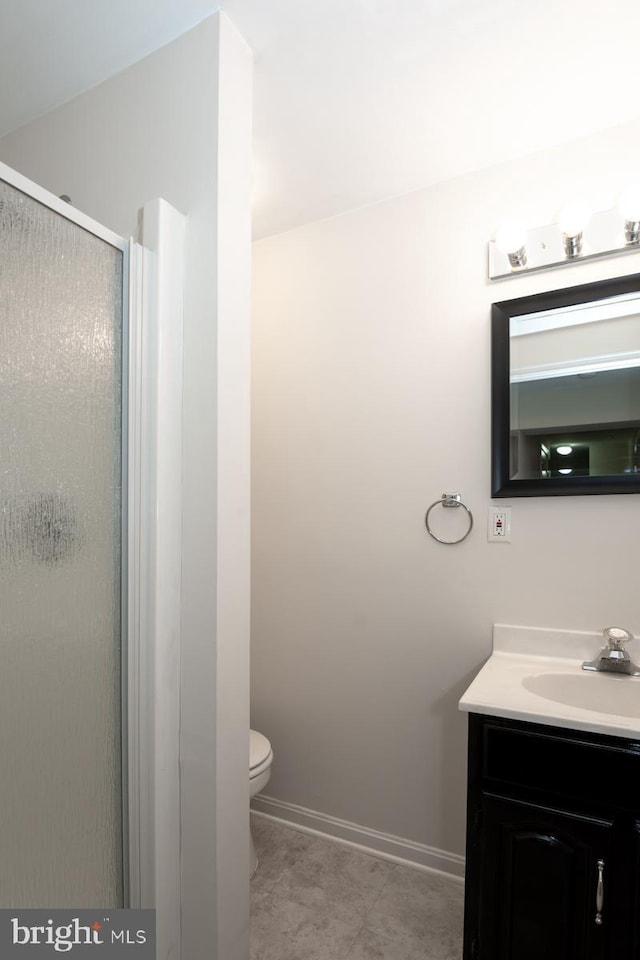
[522,671,640,719]
[459,624,640,740]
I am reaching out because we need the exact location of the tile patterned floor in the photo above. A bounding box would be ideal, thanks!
[250,814,464,960]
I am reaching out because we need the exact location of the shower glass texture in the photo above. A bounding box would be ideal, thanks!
[0,178,124,907]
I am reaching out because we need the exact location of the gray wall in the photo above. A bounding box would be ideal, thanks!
[0,14,253,960]
[251,117,640,865]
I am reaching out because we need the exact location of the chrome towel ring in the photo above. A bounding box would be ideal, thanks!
[425,493,473,545]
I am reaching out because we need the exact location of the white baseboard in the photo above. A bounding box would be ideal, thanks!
[250,794,465,882]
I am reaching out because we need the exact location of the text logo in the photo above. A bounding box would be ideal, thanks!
[0,910,155,957]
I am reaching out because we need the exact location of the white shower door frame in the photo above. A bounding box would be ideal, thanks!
[0,160,172,918]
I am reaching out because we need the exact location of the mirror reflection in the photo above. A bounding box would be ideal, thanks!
[492,275,640,496]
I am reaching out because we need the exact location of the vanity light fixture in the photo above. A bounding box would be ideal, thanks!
[489,185,640,279]
[556,445,573,456]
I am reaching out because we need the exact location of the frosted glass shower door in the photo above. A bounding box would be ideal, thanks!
[0,174,126,907]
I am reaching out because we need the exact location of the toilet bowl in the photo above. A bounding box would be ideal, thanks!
[249,729,273,877]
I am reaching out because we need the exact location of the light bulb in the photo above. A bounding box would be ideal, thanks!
[495,220,527,254]
[618,184,640,221]
[558,202,591,239]
[556,445,573,456]
[495,220,527,268]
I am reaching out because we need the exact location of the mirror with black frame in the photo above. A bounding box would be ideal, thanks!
[491,273,640,496]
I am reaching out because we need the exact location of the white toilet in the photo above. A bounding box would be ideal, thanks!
[249,729,273,877]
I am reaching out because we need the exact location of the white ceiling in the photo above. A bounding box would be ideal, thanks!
[2,0,640,238]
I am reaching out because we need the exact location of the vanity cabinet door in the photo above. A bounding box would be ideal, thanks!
[477,795,613,960]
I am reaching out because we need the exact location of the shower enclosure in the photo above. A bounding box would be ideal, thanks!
[0,166,129,908]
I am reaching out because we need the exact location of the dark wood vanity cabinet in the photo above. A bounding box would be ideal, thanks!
[463,713,640,960]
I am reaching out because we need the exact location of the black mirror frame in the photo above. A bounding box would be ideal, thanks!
[491,272,640,497]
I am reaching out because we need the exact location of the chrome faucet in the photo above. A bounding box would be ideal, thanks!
[582,627,640,677]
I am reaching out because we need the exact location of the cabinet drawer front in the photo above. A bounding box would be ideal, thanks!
[482,722,640,809]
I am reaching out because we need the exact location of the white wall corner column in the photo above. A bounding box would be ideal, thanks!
[214,14,254,960]
[178,13,253,960]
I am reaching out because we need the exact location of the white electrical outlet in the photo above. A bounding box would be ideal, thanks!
[488,506,511,542]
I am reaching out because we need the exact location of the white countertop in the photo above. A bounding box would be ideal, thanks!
[459,624,640,740]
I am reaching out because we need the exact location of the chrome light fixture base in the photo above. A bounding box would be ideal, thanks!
[562,232,582,258]
[625,219,640,244]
